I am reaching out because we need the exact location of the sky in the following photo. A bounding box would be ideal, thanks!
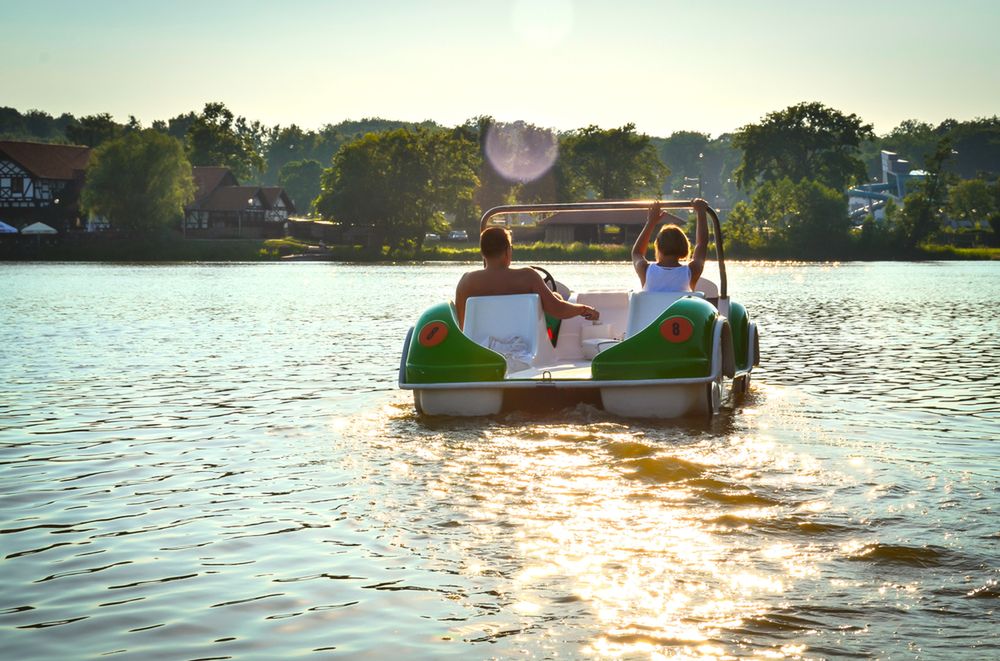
[5,0,999,138]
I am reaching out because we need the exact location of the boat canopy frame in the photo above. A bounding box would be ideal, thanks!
[479,200,727,299]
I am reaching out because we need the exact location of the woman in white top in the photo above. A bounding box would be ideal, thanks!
[631,198,709,292]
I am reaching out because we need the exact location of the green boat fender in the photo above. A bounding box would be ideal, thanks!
[727,301,752,371]
[404,303,506,384]
[592,297,732,381]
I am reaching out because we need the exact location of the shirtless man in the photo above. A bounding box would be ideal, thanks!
[455,226,599,329]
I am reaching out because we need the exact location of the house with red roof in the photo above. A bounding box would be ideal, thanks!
[184,166,296,238]
[0,140,91,230]
[0,145,297,238]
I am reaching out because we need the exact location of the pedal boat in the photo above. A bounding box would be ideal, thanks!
[399,201,759,418]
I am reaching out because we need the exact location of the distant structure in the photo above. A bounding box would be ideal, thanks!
[847,151,926,224]
[538,208,649,244]
[0,145,298,238]
[0,140,91,231]
[183,166,296,238]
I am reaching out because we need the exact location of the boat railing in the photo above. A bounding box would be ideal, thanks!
[479,200,727,299]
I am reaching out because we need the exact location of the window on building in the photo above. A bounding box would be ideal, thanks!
[11,177,23,194]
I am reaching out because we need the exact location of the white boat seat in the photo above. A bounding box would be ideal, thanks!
[625,290,704,338]
[693,277,718,298]
[463,294,555,373]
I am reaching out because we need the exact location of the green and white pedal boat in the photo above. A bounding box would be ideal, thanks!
[399,201,760,418]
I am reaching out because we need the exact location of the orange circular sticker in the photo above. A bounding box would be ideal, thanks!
[659,316,693,343]
[418,321,449,347]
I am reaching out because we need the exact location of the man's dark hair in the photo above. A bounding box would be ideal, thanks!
[480,226,512,258]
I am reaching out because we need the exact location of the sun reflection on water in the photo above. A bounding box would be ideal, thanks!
[372,410,831,659]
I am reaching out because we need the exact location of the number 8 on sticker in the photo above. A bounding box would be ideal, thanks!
[659,316,693,343]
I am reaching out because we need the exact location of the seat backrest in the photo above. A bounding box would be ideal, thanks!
[693,277,718,298]
[463,294,554,366]
[625,290,704,337]
[552,291,629,360]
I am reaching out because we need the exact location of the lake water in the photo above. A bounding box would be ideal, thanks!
[1,261,998,660]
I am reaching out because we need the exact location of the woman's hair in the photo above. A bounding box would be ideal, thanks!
[655,224,691,259]
[480,226,512,258]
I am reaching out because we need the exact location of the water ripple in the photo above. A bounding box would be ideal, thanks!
[1,262,998,659]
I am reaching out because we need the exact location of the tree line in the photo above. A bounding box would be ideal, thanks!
[4,102,998,257]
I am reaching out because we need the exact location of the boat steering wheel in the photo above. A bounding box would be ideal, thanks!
[530,266,557,292]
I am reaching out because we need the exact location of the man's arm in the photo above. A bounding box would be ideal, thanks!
[528,271,599,321]
[687,198,709,287]
[455,273,470,329]
[632,203,663,285]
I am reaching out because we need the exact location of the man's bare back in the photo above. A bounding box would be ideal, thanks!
[458,266,541,297]
[455,265,597,328]
[456,227,598,329]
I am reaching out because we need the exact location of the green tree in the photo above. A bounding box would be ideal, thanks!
[723,200,769,254]
[655,131,710,196]
[66,113,123,147]
[780,179,851,257]
[315,127,479,250]
[733,102,874,192]
[166,112,197,141]
[558,123,668,200]
[185,102,264,181]
[946,117,1000,179]
[330,117,442,139]
[81,130,195,233]
[988,179,1000,246]
[896,138,953,248]
[278,159,323,214]
[308,124,348,169]
[865,117,1000,183]
[235,115,270,182]
[0,107,27,138]
[1,107,77,142]
[265,124,314,184]
[948,178,995,228]
[151,112,198,141]
[856,214,893,257]
[458,116,508,214]
[879,120,938,168]
[725,178,849,258]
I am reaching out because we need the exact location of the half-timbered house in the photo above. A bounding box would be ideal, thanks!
[0,141,91,230]
[183,166,297,238]
[260,187,294,224]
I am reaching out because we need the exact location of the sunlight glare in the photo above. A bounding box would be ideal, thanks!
[484,121,559,183]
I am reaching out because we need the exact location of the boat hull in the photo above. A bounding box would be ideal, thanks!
[400,295,757,419]
[411,381,721,418]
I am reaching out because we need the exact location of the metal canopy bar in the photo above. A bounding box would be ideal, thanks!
[479,200,727,299]
[481,200,693,228]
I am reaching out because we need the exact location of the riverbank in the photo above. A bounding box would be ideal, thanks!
[2,234,998,262]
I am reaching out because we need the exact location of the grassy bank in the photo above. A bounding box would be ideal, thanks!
[393,241,1000,262]
[1,235,280,261]
[4,235,998,262]
[916,245,1000,260]
[409,241,631,262]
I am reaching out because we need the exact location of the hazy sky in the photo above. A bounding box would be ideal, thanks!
[6,0,998,137]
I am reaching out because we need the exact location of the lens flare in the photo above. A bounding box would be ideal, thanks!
[484,122,558,183]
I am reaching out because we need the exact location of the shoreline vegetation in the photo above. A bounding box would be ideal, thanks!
[3,103,998,261]
[3,235,997,263]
